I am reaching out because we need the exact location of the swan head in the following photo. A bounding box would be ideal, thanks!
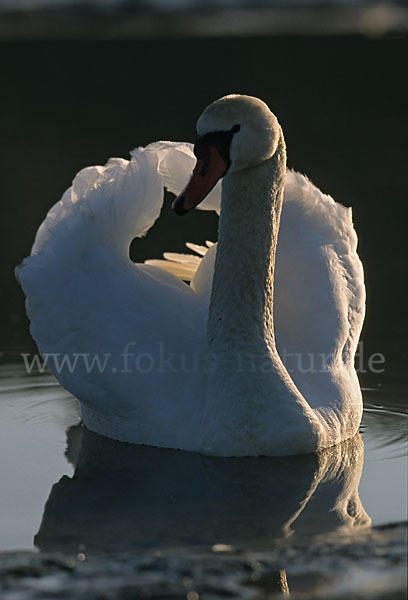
[173,94,281,215]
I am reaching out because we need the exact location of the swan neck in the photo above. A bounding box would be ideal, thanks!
[207,135,286,353]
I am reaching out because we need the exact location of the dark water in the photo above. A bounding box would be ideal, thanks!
[1,34,407,364]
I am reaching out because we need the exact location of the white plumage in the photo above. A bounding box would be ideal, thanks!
[17,96,365,456]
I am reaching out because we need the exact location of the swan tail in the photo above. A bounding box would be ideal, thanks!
[143,240,217,295]
[143,258,197,282]
[143,243,209,282]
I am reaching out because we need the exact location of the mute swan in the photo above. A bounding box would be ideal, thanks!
[17,94,365,456]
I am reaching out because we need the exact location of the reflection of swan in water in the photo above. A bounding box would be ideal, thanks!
[35,428,370,554]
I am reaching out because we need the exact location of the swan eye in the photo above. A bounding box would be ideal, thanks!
[194,137,207,159]
[194,124,241,163]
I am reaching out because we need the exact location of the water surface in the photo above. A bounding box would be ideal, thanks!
[0,360,406,554]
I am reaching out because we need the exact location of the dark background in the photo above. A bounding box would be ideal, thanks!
[1,33,407,366]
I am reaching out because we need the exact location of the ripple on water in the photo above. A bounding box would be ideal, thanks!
[0,363,79,428]
[361,384,408,460]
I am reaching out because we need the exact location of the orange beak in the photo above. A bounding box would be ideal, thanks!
[172,145,228,215]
